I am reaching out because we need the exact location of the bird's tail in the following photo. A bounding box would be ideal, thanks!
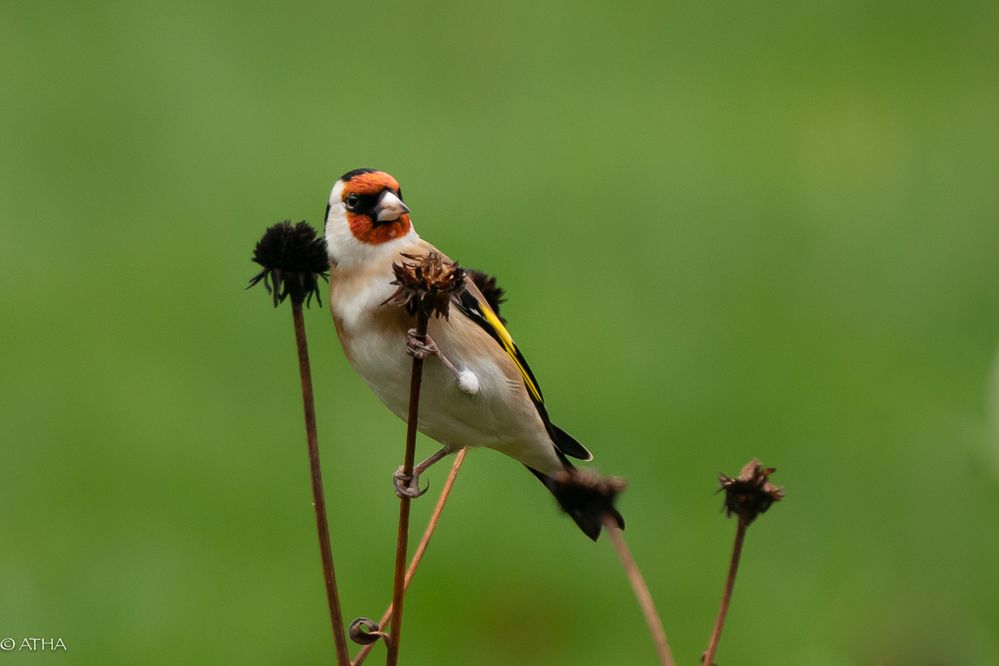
[525,456,625,541]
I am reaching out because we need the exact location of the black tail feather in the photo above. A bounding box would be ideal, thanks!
[548,424,593,461]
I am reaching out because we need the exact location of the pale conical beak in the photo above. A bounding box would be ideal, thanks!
[375,190,410,223]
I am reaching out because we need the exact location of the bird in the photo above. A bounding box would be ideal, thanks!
[324,168,622,539]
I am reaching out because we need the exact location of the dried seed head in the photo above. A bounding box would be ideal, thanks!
[247,221,329,307]
[552,469,626,540]
[384,251,465,319]
[719,459,784,525]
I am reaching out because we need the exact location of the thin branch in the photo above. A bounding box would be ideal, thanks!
[386,311,431,666]
[352,448,467,666]
[292,304,350,665]
[605,519,676,666]
[703,520,747,666]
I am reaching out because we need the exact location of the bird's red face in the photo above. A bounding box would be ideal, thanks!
[340,170,411,245]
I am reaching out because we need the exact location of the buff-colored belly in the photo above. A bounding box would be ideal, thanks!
[340,318,563,475]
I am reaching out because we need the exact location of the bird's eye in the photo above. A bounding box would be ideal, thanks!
[345,193,359,209]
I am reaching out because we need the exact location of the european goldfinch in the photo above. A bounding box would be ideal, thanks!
[324,168,621,539]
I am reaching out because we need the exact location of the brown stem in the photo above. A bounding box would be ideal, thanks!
[386,311,431,666]
[292,303,351,665]
[605,518,676,666]
[352,448,467,666]
[703,520,747,666]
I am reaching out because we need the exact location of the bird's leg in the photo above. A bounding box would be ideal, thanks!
[393,446,451,498]
[405,328,451,367]
[406,328,480,395]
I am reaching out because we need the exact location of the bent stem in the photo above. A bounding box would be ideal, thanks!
[352,448,467,666]
[605,519,676,666]
[386,311,431,666]
[292,304,351,665]
[703,520,747,666]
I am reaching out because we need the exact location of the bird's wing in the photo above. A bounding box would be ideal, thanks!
[454,277,544,402]
[453,276,592,461]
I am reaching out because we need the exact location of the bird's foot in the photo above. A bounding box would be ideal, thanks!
[393,466,429,499]
[406,328,439,360]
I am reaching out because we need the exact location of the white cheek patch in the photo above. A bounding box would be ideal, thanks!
[325,181,352,261]
[327,180,345,208]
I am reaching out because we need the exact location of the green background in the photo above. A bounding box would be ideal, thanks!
[3,0,998,663]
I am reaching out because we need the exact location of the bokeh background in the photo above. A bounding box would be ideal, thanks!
[3,0,998,663]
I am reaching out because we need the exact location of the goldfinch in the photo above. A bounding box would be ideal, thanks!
[324,168,621,539]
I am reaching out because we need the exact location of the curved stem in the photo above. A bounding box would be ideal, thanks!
[703,520,747,666]
[292,304,350,665]
[605,519,676,666]
[352,448,467,666]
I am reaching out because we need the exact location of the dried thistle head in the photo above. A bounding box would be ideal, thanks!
[384,251,465,319]
[248,221,329,307]
[466,269,507,322]
[719,459,784,525]
[552,469,626,541]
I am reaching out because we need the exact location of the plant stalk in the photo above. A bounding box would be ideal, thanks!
[605,519,676,666]
[352,447,467,666]
[292,303,351,665]
[386,311,431,666]
[703,519,747,666]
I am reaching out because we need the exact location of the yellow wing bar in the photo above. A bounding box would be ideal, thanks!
[474,297,544,404]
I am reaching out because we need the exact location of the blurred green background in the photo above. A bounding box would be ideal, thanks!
[3,0,998,663]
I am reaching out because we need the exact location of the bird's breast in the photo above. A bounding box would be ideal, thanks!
[329,268,414,415]
[330,272,399,335]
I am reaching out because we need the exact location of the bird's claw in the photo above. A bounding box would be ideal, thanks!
[406,328,439,360]
[393,467,429,499]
